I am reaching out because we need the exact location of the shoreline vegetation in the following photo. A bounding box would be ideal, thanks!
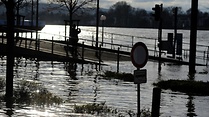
[100,71,134,82]
[153,80,209,96]
[100,71,209,96]
[0,77,151,116]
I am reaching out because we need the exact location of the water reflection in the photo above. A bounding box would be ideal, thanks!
[34,61,40,79]
[5,97,14,117]
[65,62,78,80]
[93,75,98,102]
[186,95,197,117]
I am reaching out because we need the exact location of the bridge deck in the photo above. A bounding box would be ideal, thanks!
[0,36,205,66]
[0,37,130,64]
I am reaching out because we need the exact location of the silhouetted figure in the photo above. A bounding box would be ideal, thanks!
[71,24,81,43]
[71,24,81,57]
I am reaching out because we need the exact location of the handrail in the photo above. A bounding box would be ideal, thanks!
[1,29,208,65]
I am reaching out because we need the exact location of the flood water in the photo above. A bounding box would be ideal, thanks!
[0,25,209,116]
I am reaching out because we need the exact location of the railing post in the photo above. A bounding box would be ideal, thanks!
[92,34,94,47]
[38,38,40,51]
[52,36,54,54]
[21,32,23,37]
[154,38,157,57]
[117,47,120,73]
[82,42,84,61]
[132,36,134,46]
[111,33,113,49]
[206,46,209,66]
[25,38,27,48]
[99,44,102,70]
[1,32,3,43]
[66,39,69,57]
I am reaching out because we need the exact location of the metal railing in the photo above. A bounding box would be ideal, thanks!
[1,29,209,65]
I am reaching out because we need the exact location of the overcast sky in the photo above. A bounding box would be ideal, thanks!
[99,0,209,12]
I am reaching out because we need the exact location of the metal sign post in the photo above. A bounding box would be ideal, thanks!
[131,42,148,117]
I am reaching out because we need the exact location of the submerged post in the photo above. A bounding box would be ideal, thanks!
[151,87,161,117]
[189,0,198,75]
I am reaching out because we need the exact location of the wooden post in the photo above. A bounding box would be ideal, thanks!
[151,87,161,117]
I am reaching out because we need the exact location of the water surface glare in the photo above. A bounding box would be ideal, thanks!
[1,25,209,116]
[0,57,209,116]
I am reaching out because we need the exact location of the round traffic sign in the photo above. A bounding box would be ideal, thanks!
[131,42,148,68]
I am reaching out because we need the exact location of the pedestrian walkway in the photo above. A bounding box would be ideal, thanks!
[0,37,130,64]
[0,36,206,66]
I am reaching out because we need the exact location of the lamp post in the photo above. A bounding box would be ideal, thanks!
[100,15,106,46]
[96,0,99,49]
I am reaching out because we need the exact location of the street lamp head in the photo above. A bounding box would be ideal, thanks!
[100,15,106,21]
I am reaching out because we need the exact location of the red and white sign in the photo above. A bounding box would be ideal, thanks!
[131,42,148,68]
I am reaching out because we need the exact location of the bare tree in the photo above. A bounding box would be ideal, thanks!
[48,0,96,36]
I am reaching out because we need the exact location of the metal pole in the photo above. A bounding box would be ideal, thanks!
[102,20,104,46]
[96,0,99,49]
[158,4,163,72]
[137,68,140,117]
[31,0,33,38]
[70,0,73,37]
[189,0,198,75]
[35,0,39,50]
[173,7,178,58]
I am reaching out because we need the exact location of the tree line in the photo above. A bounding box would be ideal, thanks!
[1,1,209,29]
